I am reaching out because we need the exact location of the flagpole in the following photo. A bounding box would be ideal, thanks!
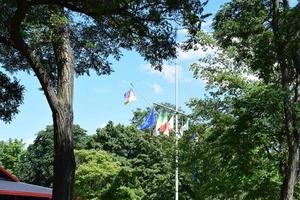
[153,103,187,116]
[175,60,179,200]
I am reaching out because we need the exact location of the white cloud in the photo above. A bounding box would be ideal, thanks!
[140,45,218,84]
[141,63,178,83]
[94,87,111,94]
[141,63,201,84]
[177,45,217,62]
[150,83,163,95]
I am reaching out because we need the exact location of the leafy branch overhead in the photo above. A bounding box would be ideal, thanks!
[0,1,210,199]
[0,0,210,77]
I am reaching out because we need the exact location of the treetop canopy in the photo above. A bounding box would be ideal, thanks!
[0,0,210,77]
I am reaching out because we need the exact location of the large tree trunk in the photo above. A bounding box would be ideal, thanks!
[272,1,300,199]
[280,63,300,199]
[52,107,75,200]
[9,2,76,200]
[278,54,298,200]
[281,50,300,200]
[281,136,299,200]
[51,6,75,200]
[279,49,298,200]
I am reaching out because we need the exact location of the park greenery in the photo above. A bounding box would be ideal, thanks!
[0,1,209,199]
[2,0,300,199]
[0,62,299,199]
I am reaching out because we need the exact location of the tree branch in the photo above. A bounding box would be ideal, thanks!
[27,0,172,27]
[283,0,290,9]
[28,0,129,17]
[0,36,12,47]
[10,0,59,112]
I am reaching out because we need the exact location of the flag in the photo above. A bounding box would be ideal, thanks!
[155,111,168,136]
[177,120,189,138]
[168,115,174,132]
[140,108,156,130]
[159,111,169,133]
[177,128,183,139]
[163,115,174,136]
[124,89,136,105]
[154,112,163,136]
[182,119,189,131]
[151,128,158,137]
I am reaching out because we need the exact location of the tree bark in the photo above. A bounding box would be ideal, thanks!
[281,132,299,200]
[52,107,75,200]
[9,2,75,199]
[51,6,75,200]
[279,39,297,200]
[10,3,76,199]
[272,1,300,199]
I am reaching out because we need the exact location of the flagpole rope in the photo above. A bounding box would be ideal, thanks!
[130,82,153,106]
[130,82,192,127]
[130,82,201,125]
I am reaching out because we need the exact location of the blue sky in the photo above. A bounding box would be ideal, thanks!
[1,0,230,144]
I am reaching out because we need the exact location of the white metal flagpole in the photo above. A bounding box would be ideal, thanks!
[175,61,179,200]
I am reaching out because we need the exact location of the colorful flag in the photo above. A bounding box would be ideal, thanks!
[163,115,174,136]
[159,112,169,133]
[140,108,156,130]
[124,89,136,105]
[155,111,168,136]
[154,112,163,136]
[168,116,174,132]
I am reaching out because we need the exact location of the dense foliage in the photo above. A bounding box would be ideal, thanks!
[75,149,145,200]
[189,59,285,199]
[211,1,300,199]
[3,0,300,199]
[16,125,91,187]
[1,122,177,199]
[0,72,24,123]
[0,139,25,178]
[0,1,210,199]
[2,73,299,200]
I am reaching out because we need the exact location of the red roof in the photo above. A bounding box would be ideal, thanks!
[0,166,52,199]
[0,166,19,182]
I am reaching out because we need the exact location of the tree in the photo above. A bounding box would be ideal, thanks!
[212,1,300,199]
[188,63,284,199]
[19,125,90,187]
[186,32,294,199]
[75,149,145,200]
[19,121,180,199]
[0,139,26,178]
[0,72,24,123]
[92,121,177,200]
[0,1,209,199]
